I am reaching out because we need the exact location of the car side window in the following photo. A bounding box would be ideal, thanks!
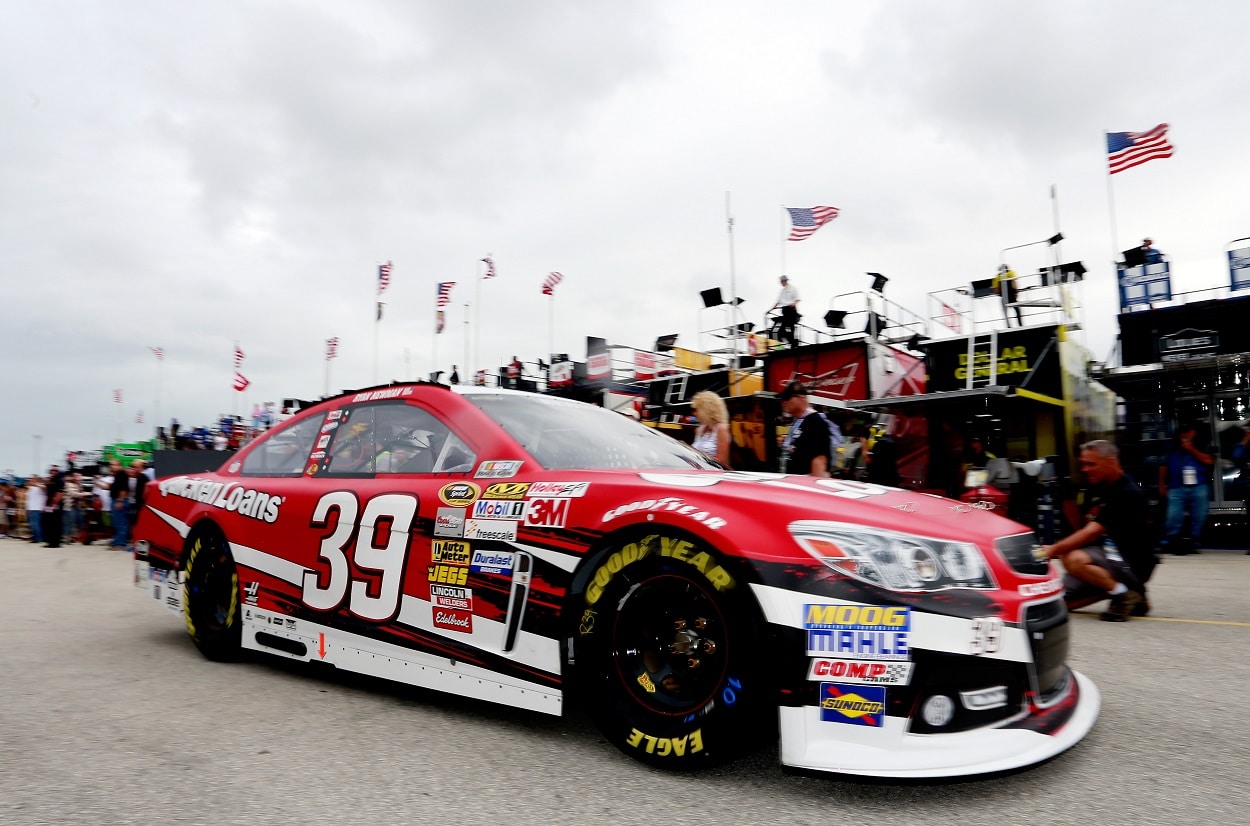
[240,414,321,476]
[324,401,475,475]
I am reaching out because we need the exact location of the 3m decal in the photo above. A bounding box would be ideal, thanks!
[526,481,589,497]
[463,520,517,542]
[601,497,726,530]
[469,550,515,575]
[302,491,417,621]
[430,584,473,611]
[474,460,524,479]
[807,658,913,686]
[625,727,704,757]
[432,608,473,632]
[804,604,910,631]
[157,476,283,523]
[427,564,468,586]
[471,499,527,520]
[819,683,886,726]
[431,540,471,565]
[433,508,464,538]
[970,617,1004,655]
[524,497,569,528]
[482,482,530,499]
[585,535,735,605]
[439,483,481,507]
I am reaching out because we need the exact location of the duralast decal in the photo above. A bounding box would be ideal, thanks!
[602,497,726,530]
[157,476,282,523]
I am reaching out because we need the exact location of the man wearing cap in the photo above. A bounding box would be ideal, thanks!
[1140,238,1163,265]
[770,275,800,348]
[779,381,831,476]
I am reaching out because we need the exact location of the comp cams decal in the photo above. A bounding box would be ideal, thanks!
[157,476,283,524]
[807,658,913,686]
[601,497,727,530]
[804,604,910,661]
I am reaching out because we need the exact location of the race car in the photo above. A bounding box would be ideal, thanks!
[133,382,1099,778]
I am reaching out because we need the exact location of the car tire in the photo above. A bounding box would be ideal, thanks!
[575,531,771,769]
[182,526,242,662]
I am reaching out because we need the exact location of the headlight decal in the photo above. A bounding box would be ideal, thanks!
[790,521,997,593]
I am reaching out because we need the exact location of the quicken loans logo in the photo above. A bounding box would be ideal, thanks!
[157,476,283,523]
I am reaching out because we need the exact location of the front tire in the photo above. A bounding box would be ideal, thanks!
[575,532,770,769]
[182,527,242,661]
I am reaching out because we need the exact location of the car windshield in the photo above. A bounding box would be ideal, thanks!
[464,393,717,471]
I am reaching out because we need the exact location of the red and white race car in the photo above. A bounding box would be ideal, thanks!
[133,383,1098,778]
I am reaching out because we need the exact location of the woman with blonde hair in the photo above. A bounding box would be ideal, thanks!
[690,390,731,467]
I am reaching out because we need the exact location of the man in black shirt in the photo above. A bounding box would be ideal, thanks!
[43,466,65,548]
[779,381,831,476]
[1042,440,1151,621]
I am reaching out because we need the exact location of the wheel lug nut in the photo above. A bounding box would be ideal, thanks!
[687,657,701,669]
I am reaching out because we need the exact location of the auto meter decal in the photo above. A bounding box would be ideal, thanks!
[819,683,886,726]
[807,658,913,686]
[431,540,471,565]
[474,460,524,479]
[439,482,481,507]
[804,604,911,661]
[157,476,283,523]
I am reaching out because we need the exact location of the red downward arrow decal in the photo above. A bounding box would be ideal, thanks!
[318,632,327,659]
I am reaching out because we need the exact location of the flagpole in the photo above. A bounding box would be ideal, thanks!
[725,191,739,375]
[473,259,483,380]
[463,299,470,379]
[373,301,380,384]
[780,203,787,279]
[324,344,330,397]
[154,354,162,445]
[1104,130,1121,261]
[548,295,554,366]
[433,311,439,383]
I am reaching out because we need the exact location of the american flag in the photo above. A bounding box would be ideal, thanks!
[234,345,245,368]
[541,271,564,295]
[436,281,455,308]
[326,337,340,361]
[233,371,250,392]
[1107,124,1174,175]
[149,346,164,361]
[113,388,123,404]
[481,256,496,279]
[378,261,393,295]
[786,206,840,241]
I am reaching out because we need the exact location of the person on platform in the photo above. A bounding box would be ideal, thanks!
[690,390,731,467]
[779,381,830,476]
[1141,237,1164,265]
[1158,424,1214,555]
[449,365,460,385]
[770,275,801,348]
[507,356,523,389]
[992,264,1022,327]
[1042,440,1152,621]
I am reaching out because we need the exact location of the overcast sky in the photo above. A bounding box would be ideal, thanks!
[5,1,1249,475]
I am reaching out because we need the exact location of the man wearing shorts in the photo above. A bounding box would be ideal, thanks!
[1041,440,1152,622]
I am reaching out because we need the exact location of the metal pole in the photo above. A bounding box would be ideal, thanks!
[726,192,738,373]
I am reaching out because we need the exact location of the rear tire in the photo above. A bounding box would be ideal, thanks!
[575,531,770,769]
[182,527,242,661]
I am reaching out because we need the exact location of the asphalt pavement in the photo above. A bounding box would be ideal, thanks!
[1,537,1247,826]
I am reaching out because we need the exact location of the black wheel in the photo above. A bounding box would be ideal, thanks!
[575,532,770,769]
[182,527,242,661]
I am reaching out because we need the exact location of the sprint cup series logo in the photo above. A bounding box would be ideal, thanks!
[157,476,282,523]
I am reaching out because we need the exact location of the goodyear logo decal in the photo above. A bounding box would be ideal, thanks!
[804,604,910,631]
[819,683,886,726]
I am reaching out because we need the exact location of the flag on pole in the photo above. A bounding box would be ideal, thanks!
[437,281,455,307]
[136,410,144,424]
[113,388,123,404]
[786,206,840,241]
[378,261,392,295]
[1107,124,1174,175]
[233,371,250,391]
[481,255,496,279]
[541,271,564,295]
[149,346,164,361]
[436,310,446,334]
[234,345,245,368]
[326,337,340,360]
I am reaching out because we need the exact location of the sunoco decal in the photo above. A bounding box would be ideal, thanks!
[602,497,726,530]
[157,476,283,523]
[439,482,481,507]
[819,683,886,726]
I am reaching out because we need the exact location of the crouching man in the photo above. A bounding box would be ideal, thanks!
[1042,440,1153,622]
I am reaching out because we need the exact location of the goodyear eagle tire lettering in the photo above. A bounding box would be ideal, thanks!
[576,532,768,769]
[183,527,242,662]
